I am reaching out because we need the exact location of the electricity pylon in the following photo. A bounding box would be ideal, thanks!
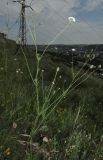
[13,0,33,47]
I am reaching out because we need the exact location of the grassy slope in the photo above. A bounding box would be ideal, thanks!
[0,40,103,159]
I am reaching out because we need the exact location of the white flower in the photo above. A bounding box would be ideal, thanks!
[43,136,49,143]
[86,54,90,58]
[53,90,56,94]
[18,68,21,71]
[20,1,24,4]
[12,122,17,129]
[68,17,76,23]
[92,54,95,59]
[98,64,102,69]
[16,70,19,74]
[64,80,66,83]
[52,81,55,85]
[42,69,44,72]
[89,65,95,69]
[57,67,60,72]
[0,67,4,70]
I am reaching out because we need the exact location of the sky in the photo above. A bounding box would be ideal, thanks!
[0,0,103,44]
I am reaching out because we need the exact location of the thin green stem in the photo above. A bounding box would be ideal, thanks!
[41,23,70,58]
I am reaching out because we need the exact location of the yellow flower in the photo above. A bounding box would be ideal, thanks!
[6,151,11,156]
[4,148,11,156]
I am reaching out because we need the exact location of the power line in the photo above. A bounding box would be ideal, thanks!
[5,0,103,44]
[8,17,20,31]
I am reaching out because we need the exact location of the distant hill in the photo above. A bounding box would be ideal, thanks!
[0,32,16,55]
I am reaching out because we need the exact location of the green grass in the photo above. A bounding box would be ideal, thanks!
[0,42,103,160]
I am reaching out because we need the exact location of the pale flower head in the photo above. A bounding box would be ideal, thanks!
[53,90,56,95]
[98,64,102,69]
[16,70,19,74]
[52,81,55,85]
[18,68,21,71]
[42,69,44,72]
[0,67,4,71]
[89,65,95,69]
[86,54,90,58]
[43,136,49,143]
[64,80,66,83]
[68,17,76,23]
[12,122,17,129]
[57,67,60,72]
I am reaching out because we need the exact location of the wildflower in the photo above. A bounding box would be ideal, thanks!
[86,54,90,58]
[0,67,4,70]
[64,80,66,83]
[64,140,67,144]
[36,53,41,61]
[68,16,76,23]
[52,81,55,85]
[16,70,19,74]
[98,64,102,69]
[14,58,17,61]
[18,68,21,71]
[100,135,103,142]
[91,54,95,59]
[42,69,44,72]
[53,90,56,95]
[56,67,60,72]
[70,145,76,150]
[89,65,95,69]
[6,151,11,156]
[43,136,49,143]
[12,122,17,129]
[16,68,22,74]
[4,148,11,156]
[59,75,62,79]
